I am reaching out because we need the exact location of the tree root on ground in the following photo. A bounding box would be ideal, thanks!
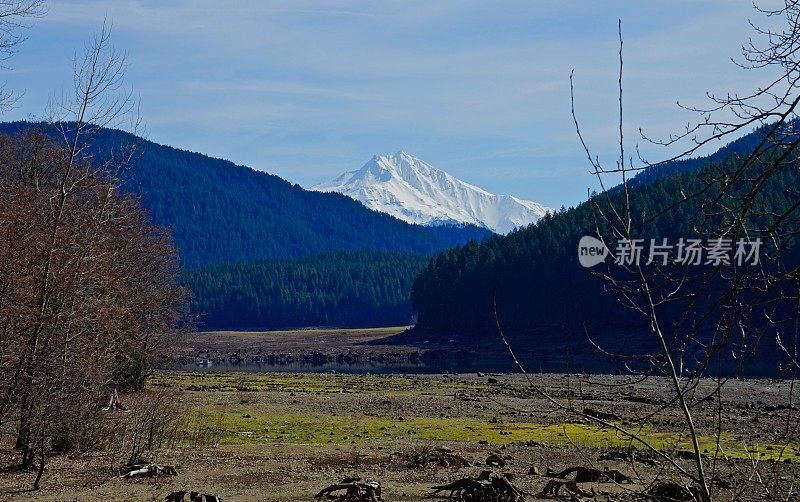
[165,491,222,502]
[429,473,525,501]
[537,479,594,499]
[315,478,382,501]
[536,465,634,500]
[119,463,177,478]
[545,466,632,484]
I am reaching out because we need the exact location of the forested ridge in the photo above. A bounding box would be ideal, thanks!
[0,122,493,329]
[625,122,785,188]
[0,122,492,268]
[411,125,800,339]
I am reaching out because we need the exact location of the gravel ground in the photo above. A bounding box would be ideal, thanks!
[1,372,797,501]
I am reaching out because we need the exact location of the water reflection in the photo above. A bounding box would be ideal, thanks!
[170,349,787,377]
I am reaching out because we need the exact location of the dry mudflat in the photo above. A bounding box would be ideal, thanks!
[0,329,797,501]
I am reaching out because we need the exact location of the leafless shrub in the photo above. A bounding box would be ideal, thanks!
[0,22,186,489]
[234,375,258,404]
[404,443,438,468]
[184,411,226,448]
[118,390,183,467]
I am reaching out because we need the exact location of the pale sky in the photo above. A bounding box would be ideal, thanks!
[0,1,780,208]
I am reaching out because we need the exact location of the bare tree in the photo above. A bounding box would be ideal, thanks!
[562,2,800,500]
[0,22,185,490]
[0,0,45,110]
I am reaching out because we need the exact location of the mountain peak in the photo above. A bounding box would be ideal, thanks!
[312,152,552,234]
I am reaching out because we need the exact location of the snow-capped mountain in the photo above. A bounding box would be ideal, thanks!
[311,151,551,234]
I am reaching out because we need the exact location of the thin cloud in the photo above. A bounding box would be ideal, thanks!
[2,0,780,207]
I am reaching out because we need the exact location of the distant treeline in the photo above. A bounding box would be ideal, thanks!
[184,251,432,329]
[411,125,800,341]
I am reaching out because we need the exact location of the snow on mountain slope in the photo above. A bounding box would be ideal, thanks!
[311,151,552,234]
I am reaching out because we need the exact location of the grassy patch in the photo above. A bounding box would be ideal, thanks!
[155,372,799,462]
[182,408,799,462]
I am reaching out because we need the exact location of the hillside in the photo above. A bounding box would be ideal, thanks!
[0,122,492,268]
[409,125,800,370]
[627,121,784,187]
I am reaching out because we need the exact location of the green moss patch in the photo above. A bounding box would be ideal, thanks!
[151,371,483,395]
[183,408,799,462]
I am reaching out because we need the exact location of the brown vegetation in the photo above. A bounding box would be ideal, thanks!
[0,21,185,489]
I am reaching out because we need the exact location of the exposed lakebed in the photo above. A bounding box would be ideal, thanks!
[167,327,783,376]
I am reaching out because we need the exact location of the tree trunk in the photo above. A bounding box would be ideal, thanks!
[32,448,45,490]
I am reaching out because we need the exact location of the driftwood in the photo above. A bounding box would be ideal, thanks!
[430,478,484,498]
[315,478,381,501]
[165,492,222,502]
[538,465,634,500]
[429,474,525,501]
[119,463,177,479]
[537,479,593,499]
[545,466,632,484]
